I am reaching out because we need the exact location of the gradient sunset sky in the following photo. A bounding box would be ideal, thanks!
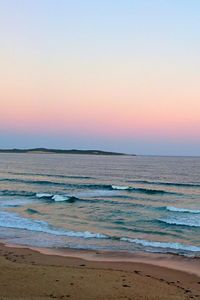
[0,0,199,155]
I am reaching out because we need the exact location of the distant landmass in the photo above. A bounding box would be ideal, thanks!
[0,148,134,156]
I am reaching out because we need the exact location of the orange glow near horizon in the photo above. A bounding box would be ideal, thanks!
[1,65,200,141]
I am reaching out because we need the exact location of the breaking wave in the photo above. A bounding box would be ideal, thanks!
[129,180,200,188]
[110,185,178,195]
[36,193,53,199]
[0,210,199,255]
[159,218,200,228]
[36,193,77,202]
[111,185,130,190]
[0,211,108,239]
[120,237,200,252]
[166,206,200,214]
[0,183,179,198]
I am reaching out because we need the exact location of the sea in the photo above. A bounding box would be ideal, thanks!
[0,153,200,257]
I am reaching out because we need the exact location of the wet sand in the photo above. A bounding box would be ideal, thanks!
[0,243,200,299]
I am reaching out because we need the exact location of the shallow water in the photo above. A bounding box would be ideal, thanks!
[0,153,200,257]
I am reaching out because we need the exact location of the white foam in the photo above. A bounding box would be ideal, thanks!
[160,217,200,227]
[36,193,53,198]
[121,237,200,252]
[111,185,130,190]
[36,193,74,202]
[52,195,71,202]
[166,206,200,214]
[62,230,107,239]
[0,211,108,239]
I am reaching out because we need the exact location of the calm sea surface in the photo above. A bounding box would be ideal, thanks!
[0,153,200,257]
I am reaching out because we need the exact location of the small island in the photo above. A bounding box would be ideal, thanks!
[0,148,134,156]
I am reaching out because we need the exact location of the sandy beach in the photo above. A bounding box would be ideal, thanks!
[0,243,200,300]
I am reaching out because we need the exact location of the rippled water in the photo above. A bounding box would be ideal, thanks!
[0,153,200,257]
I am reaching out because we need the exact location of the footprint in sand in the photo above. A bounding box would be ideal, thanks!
[122,284,131,288]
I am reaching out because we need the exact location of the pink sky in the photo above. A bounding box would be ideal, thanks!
[0,1,199,155]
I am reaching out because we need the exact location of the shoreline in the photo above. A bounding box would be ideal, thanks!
[5,241,200,277]
[1,242,200,299]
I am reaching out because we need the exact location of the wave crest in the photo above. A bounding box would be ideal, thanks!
[166,206,200,214]
[0,211,108,239]
[110,185,178,195]
[36,193,53,199]
[129,180,200,188]
[121,237,200,252]
[159,218,200,228]
[111,185,130,190]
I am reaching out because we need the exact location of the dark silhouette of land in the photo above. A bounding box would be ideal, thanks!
[0,148,134,156]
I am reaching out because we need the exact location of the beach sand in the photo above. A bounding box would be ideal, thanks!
[0,243,200,300]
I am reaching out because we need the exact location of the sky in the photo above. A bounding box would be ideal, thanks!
[0,0,199,156]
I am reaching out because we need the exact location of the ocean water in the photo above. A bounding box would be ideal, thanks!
[0,153,200,257]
